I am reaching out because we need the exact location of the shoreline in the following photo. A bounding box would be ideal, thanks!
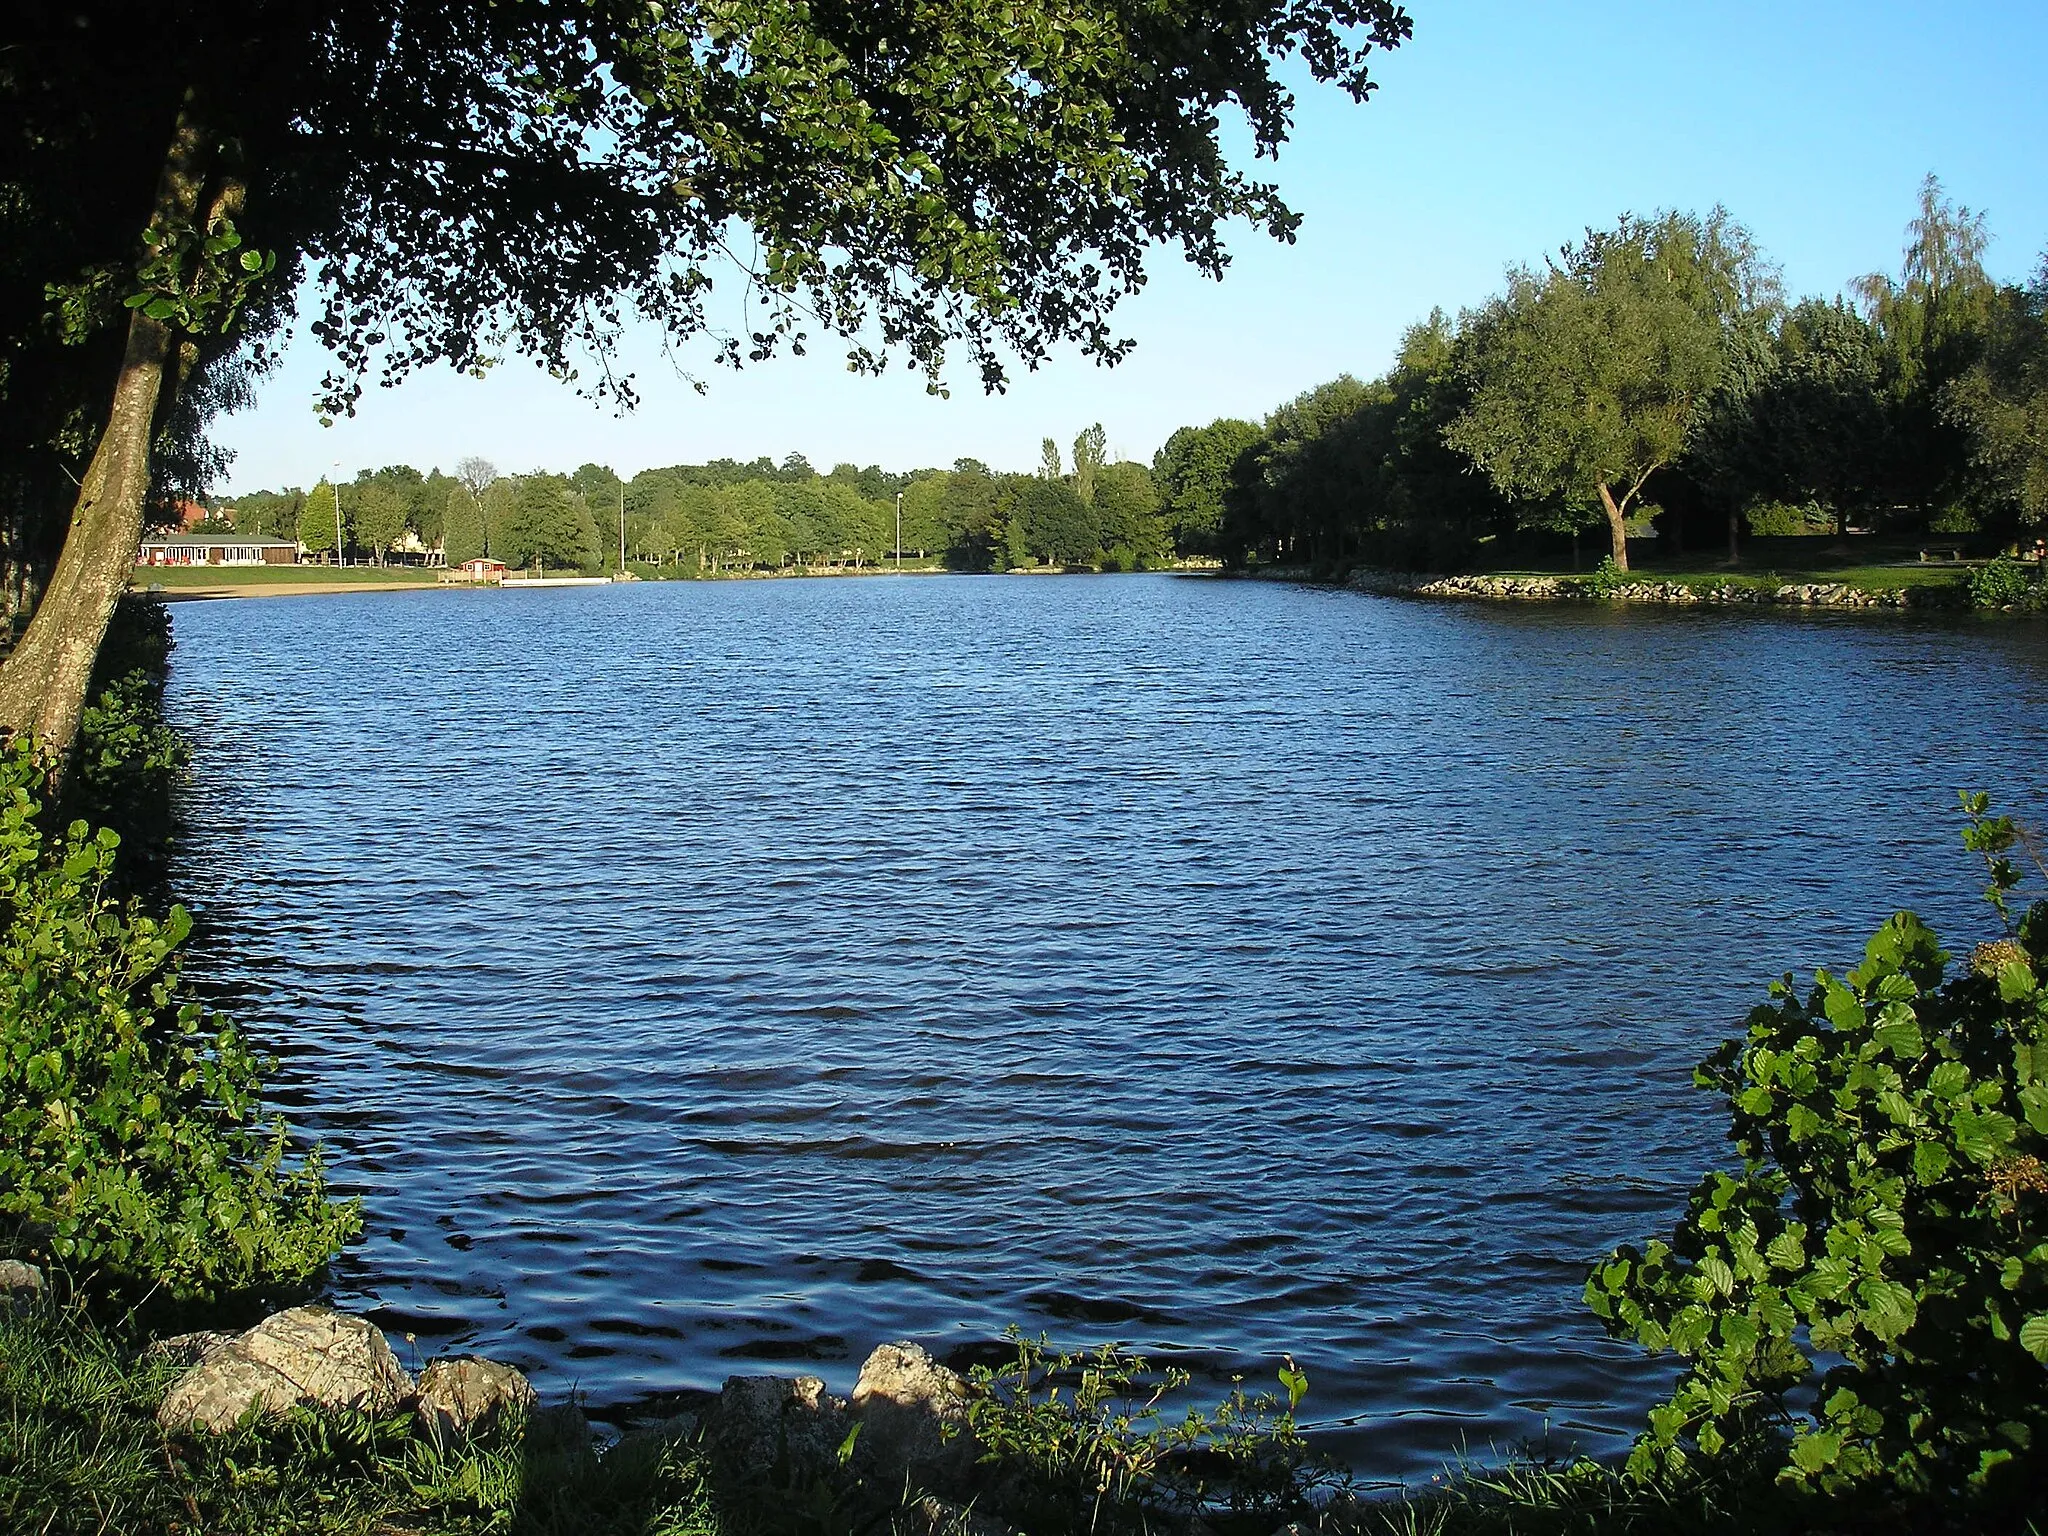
[1247,564,1987,611]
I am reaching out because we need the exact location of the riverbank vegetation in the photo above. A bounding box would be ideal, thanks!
[1158,179,2048,588]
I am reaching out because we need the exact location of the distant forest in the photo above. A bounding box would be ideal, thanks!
[216,429,1175,575]
[218,177,2048,579]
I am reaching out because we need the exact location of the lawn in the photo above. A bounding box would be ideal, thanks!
[136,564,442,588]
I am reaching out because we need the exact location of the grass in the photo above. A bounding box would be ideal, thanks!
[8,1300,2043,1536]
[0,1299,716,1536]
[135,564,442,587]
[1461,534,1997,597]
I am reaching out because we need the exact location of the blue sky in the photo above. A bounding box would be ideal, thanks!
[214,0,2048,493]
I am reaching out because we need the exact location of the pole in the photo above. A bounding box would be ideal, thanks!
[895,491,902,569]
[619,481,627,572]
[331,462,344,568]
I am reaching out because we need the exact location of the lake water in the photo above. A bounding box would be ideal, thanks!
[162,573,2048,1484]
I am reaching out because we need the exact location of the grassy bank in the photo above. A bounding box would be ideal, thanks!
[1466,533,1995,594]
[4,1299,2026,1536]
[137,564,444,588]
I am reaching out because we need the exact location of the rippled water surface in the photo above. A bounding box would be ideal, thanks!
[163,574,2048,1482]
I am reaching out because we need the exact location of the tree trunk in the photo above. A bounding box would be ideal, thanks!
[1596,482,1630,571]
[0,115,210,773]
[1726,508,1741,567]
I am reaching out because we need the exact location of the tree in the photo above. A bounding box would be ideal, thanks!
[898,474,948,558]
[1093,461,1169,565]
[455,457,499,505]
[1448,211,1768,570]
[1855,176,1997,518]
[442,484,486,565]
[1154,419,1262,556]
[1947,256,2048,527]
[351,481,407,565]
[1072,423,1108,507]
[1,0,1412,767]
[297,480,343,560]
[498,475,598,572]
[1014,478,1097,565]
[571,463,625,566]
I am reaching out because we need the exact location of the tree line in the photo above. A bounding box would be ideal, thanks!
[218,429,1179,575]
[1153,178,2048,572]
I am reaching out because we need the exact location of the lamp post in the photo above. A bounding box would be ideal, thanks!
[895,490,902,569]
[620,481,627,573]
[330,461,344,568]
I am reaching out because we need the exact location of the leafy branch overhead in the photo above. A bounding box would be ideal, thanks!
[14,1,1411,413]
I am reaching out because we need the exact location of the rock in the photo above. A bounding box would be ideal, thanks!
[157,1305,412,1434]
[849,1342,975,1488]
[0,1259,45,1314]
[703,1373,851,1483]
[141,1330,234,1370]
[416,1356,538,1449]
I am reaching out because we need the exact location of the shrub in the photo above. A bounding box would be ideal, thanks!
[0,738,357,1301]
[1586,794,2048,1509]
[1968,555,2042,610]
[1581,557,1629,597]
[957,1332,1332,1534]
[1744,500,1831,538]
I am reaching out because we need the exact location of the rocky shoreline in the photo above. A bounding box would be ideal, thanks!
[1,1259,1290,1536]
[1247,565,1963,609]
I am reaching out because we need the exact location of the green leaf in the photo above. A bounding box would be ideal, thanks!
[1913,1141,1952,1184]
[1824,981,1866,1033]
[1871,1007,1925,1059]
[2020,1315,2048,1365]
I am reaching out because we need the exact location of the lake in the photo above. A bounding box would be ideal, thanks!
[162,573,2048,1484]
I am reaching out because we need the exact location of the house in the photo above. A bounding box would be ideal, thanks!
[445,557,508,584]
[137,535,298,567]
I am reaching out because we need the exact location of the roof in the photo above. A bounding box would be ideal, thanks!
[140,534,298,546]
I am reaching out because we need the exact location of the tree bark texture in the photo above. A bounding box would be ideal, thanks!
[0,113,209,772]
[1596,482,1630,571]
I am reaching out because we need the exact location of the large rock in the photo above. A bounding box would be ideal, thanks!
[0,1260,45,1314]
[141,1330,234,1370]
[157,1305,412,1433]
[703,1373,851,1483]
[416,1356,538,1449]
[849,1342,976,1487]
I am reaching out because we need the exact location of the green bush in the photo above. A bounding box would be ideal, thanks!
[1968,555,2042,610]
[1744,500,1832,538]
[1586,794,2048,1509]
[956,1332,1332,1534]
[1581,556,1629,597]
[0,738,357,1301]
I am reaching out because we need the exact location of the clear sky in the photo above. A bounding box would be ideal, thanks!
[213,0,2048,493]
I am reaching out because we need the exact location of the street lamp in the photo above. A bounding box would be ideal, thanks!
[895,490,902,569]
[330,461,344,568]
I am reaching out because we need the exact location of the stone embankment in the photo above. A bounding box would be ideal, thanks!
[1339,569,1930,608]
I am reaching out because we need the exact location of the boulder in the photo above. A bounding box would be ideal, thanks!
[849,1342,976,1487]
[0,1259,45,1314]
[157,1305,411,1433]
[416,1356,538,1449]
[142,1330,234,1370]
[703,1373,851,1483]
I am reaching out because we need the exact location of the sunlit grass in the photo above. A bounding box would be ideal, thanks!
[136,564,442,586]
